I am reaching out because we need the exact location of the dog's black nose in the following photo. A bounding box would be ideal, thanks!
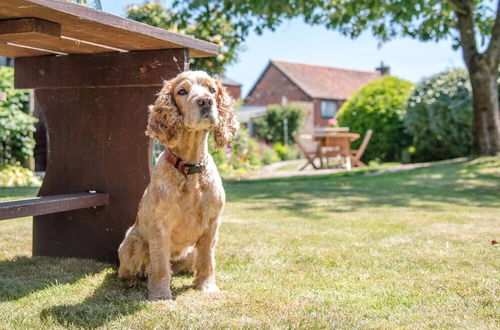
[197,97,213,108]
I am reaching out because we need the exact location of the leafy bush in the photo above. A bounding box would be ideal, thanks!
[404,69,473,162]
[0,67,37,166]
[272,142,301,161]
[261,144,280,165]
[0,108,37,165]
[209,127,280,175]
[0,163,41,187]
[336,76,414,162]
[0,67,29,113]
[254,104,303,144]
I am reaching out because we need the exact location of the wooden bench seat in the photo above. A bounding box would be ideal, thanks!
[0,192,109,221]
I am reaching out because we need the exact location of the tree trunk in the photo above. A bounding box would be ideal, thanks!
[452,0,500,156]
[467,61,500,155]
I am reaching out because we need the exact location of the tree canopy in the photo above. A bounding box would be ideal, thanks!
[170,0,495,46]
[171,0,500,155]
[127,1,245,74]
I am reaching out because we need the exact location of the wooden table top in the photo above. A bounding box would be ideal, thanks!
[0,0,218,58]
[313,131,361,141]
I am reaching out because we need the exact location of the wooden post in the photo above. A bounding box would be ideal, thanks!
[14,49,189,262]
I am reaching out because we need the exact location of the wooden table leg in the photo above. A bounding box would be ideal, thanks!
[342,139,351,170]
[345,156,352,170]
[15,49,188,263]
[317,144,324,169]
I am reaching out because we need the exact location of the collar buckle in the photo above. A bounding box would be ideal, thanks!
[165,148,206,175]
[186,163,205,175]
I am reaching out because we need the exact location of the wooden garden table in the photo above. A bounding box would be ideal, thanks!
[0,0,217,262]
[313,131,360,169]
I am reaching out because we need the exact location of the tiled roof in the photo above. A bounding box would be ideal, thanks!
[272,60,381,100]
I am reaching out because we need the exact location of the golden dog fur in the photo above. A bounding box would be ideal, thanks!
[118,71,239,300]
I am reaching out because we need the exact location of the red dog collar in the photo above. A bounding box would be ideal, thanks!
[164,148,206,175]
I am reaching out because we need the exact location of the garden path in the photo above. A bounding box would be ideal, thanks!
[230,158,468,180]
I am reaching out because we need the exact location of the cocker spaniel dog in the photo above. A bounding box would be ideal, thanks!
[118,71,239,300]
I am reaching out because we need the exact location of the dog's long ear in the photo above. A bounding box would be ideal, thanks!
[213,80,239,149]
[146,79,184,148]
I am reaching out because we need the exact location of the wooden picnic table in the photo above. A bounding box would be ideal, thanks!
[0,0,217,262]
[313,131,360,170]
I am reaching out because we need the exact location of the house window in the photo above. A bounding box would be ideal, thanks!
[321,100,337,118]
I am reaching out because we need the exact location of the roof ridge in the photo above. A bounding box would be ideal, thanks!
[271,59,380,75]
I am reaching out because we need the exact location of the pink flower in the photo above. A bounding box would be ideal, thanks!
[328,118,338,125]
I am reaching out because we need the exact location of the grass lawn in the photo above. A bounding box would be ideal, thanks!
[0,157,498,328]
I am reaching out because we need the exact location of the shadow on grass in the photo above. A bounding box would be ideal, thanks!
[0,256,167,328]
[40,273,194,328]
[40,272,146,328]
[224,158,500,217]
[0,256,106,302]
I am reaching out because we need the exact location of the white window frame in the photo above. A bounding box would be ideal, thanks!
[321,100,337,118]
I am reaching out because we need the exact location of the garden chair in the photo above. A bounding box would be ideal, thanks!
[350,129,373,167]
[292,132,320,170]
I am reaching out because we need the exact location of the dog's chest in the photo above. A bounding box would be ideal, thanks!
[169,181,221,248]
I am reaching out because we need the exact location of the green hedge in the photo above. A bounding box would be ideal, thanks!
[404,69,473,162]
[336,76,414,162]
[0,66,37,166]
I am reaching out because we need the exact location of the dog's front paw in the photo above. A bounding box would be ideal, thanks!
[194,278,220,293]
[148,288,173,301]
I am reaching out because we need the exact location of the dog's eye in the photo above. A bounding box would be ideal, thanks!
[209,87,216,94]
[177,89,188,95]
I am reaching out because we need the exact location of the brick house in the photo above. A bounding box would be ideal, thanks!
[244,60,383,133]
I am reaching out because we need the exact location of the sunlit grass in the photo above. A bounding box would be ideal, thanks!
[0,157,499,328]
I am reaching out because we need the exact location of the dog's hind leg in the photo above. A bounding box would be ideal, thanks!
[118,224,147,287]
